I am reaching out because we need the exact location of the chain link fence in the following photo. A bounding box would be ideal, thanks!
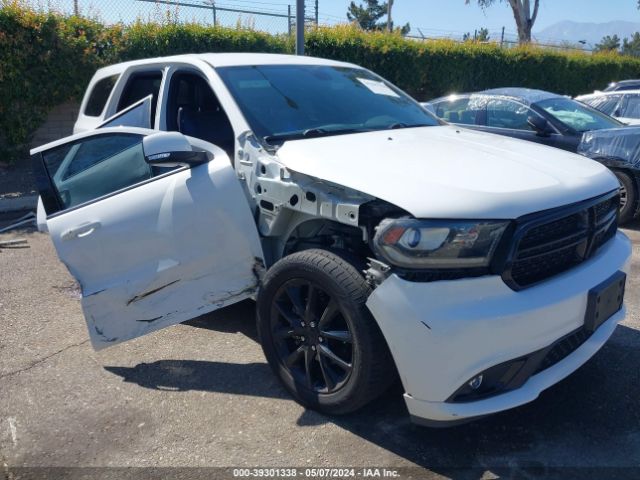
[22,0,332,35]
[405,28,594,53]
[21,0,591,52]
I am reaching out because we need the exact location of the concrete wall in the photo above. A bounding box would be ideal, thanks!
[30,101,81,149]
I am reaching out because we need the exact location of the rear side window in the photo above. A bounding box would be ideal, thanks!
[618,85,640,91]
[582,95,622,116]
[434,98,474,124]
[84,74,120,117]
[117,72,163,120]
[621,95,640,118]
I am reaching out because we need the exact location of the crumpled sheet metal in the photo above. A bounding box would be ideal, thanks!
[578,127,640,169]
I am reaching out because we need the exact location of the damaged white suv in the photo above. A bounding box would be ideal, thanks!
[32,53,631,426]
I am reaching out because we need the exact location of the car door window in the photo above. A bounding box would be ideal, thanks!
[100,96,152,130]
[434,97,475,124]
[42,133,152,210]
[485,99,535,131]
[621,95,640,119]
[117,72,163,120]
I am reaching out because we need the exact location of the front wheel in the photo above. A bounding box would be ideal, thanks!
[256,249,396,415]
[614,170,637,224]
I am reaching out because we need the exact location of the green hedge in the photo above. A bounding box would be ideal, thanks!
[0,2,123,160]
[305,26,640,99]
[3,2,640,162]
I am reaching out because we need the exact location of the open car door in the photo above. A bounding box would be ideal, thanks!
[31,127,263,350]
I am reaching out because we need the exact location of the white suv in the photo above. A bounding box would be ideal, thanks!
[32,53,631,426]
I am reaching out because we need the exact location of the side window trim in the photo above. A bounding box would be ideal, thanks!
[32,152,63,215]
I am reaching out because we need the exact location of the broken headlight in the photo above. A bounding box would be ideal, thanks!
[373,219,509,269]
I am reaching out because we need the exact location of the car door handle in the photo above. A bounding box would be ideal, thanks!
[61,221,101,241]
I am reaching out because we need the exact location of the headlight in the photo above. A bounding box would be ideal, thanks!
[373,218,509,269]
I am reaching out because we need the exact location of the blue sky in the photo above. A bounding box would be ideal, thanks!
[316,0,640,39]
[44,0,640,40]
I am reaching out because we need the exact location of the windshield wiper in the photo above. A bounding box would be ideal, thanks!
[388,122,432,130]
[264,127,370,145]
[263,123,433,146]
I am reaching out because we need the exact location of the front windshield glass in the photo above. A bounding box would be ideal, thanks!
[534,97,622,132]
[216,65,439,145]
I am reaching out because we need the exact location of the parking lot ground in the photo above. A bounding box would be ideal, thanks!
[1,221,639,479]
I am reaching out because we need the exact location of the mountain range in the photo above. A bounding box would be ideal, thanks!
[536,20,640,46]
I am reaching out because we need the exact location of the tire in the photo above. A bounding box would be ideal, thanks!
[256,249,396,415]
[614,170,637,224]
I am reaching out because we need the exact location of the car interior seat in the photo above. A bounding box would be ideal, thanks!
[174,75,235,158]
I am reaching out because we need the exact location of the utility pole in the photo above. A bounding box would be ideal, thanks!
[387,0,393,32]
[288,5,292,37]
[315,0,319,25]
[211,0,217,26]
[296,0,305,55]
[73,0,79,16]
[500,26,505,47]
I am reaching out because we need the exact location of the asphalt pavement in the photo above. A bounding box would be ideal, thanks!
[1,221,639,479]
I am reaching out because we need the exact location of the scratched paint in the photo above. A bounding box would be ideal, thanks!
[7,418,17,447]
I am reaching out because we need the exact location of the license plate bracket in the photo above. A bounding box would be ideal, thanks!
[585,271,626,333]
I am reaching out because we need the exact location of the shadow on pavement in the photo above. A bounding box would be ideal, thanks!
[105,301,640,476]
[623,218,640,231]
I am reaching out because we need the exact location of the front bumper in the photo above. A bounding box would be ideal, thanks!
[366,231,632,425]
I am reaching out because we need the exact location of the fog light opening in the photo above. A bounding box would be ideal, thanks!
[468,374,483,390]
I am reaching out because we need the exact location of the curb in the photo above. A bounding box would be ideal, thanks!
[0,195,38,213]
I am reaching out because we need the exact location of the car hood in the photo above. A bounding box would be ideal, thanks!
[276,126,619,219]
[578,126,640,169]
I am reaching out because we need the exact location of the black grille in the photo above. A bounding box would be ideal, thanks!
[505,192,619,290]
[534,328,592,374]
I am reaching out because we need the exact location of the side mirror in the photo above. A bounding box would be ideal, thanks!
[527,115,551,137]
[142,131,209,167]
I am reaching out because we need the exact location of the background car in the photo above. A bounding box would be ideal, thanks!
[424,88,639,223]
[604,79,640,92]
[576,90,640,125]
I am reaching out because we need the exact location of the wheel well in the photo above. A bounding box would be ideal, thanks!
[281,219,373,263]
[606,166,640,219]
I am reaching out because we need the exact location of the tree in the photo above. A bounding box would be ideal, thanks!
[347,0,410,34]
[622,32,640,57]
[347,0,388,30]
[594,34,621,53]
[465,0,540,44]
[463,27,490,42]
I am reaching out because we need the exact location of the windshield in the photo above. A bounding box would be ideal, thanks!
[534,97,622,132]
[216,65,439,145]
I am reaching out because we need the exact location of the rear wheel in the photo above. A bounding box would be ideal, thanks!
[614,170,637,224]
[256,249,396,415]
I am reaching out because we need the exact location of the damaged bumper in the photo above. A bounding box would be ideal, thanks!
[366,231,632,425]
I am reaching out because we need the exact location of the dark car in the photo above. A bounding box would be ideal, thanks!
[604,79,640,92]
[424,88,640,223]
